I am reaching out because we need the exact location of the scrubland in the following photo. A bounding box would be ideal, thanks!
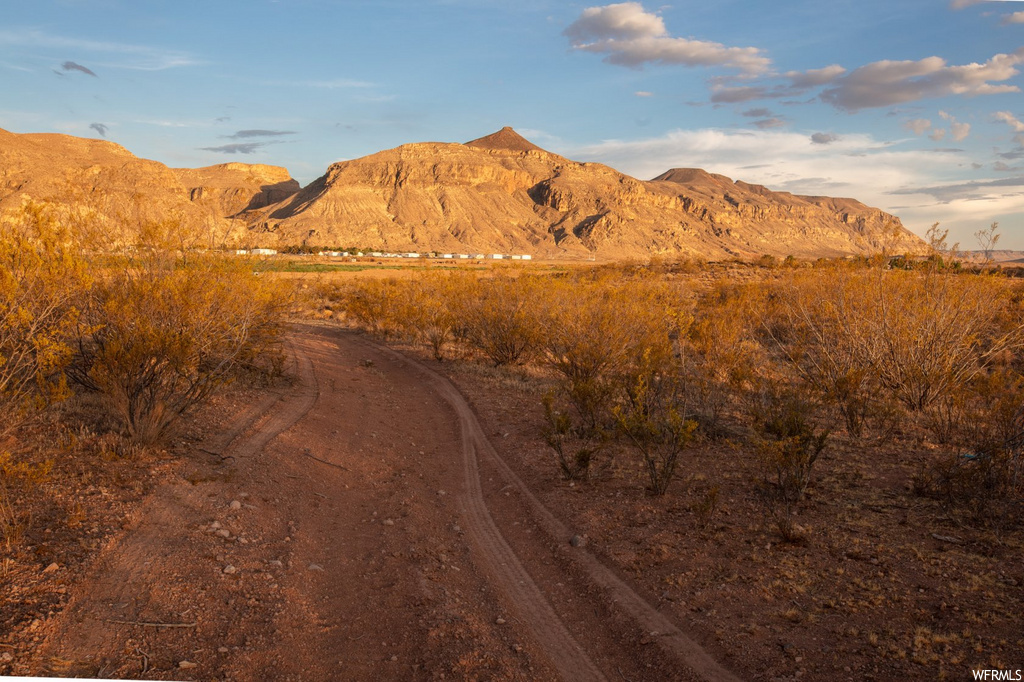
[2,197,1022,679]
[307,250,1024,679]
[0,202,285,642]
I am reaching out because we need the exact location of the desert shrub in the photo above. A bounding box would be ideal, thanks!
[541,275,685,433]
[761,269,893,437]
[690,482,720,531]
[682,282,764,431]
[461,274,544,367]
[852,269,1020,412]
[614,351,699,496]
[749,385,830,542]
[922,368,1024,531]
[344,278,406,338]
[542,390,607,481]
[0,201,88,434]
[74,247,286,444]
[400,272,472,361]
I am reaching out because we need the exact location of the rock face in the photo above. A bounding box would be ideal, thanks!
[0,128,298,246]
[173,163,300,218]
[0,125,923,258]
[246,127,923,258]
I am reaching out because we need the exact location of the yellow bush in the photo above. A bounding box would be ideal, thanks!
[79,246,285,444]
[0,201,88,433]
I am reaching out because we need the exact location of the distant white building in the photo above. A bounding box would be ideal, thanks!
[457,254,471,259]
[490,254,504,260]
[403,252,421,258]
[442,253,454,259]
[474,254,485,259]
[251,248,277,256]
[234,249,249,255]
[510,255,522,260]
[521,254,532,260]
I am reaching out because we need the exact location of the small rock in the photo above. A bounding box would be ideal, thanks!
[223,565,237,574]
[390,655,398,662]
[269,560,283,568]
[496,617,506,625]
[229,500,242,510]
[210,521,222,530]
[178,660,197,669]
[570,535,586,548]
[383,519,394,526]
[309,563,324,572]
[43,562,60,573]
[1,652,13,662]
[218,647,229,654]
[216,529,232,539]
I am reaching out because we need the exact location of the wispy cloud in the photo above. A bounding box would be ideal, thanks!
[223,129,296,139]
[264,78,375,89]
[199,142,271,155]
[0,29,200,70]
[61,60,96,76]
[89,122,108,137]
[564,2,770,74]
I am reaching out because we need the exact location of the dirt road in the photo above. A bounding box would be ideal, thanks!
[28,325,739,681]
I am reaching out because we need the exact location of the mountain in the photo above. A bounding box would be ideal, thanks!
[0,125,922,258]
[244,128,923,258]
[0,128,298,246]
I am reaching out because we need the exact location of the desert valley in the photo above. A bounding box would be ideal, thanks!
[0,121,1021,682]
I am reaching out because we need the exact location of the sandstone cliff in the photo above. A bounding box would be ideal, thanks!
[0,128,298,246]
[0,125,922,258]
[245,127,923,258]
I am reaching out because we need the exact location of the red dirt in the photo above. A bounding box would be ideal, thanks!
[18,324,736,680]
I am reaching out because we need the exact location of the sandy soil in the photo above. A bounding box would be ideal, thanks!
[18,324,735,681]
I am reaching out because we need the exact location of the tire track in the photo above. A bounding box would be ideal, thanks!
[343,331,607,682]
[347,330,741,682]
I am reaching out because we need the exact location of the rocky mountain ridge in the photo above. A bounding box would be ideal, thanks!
[0,128,298,246]
[0,125,923,258]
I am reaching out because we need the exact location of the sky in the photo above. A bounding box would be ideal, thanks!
[3,0,1024,249]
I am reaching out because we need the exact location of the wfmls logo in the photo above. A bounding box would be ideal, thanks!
[971,671,1023,681]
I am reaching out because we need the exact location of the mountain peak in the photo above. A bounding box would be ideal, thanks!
[465,126,544,153]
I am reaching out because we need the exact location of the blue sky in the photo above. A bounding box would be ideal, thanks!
[3,0,1024,249]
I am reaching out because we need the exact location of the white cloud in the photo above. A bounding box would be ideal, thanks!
[564,2,770,73]
[567,127,1008,242]
[904,118,933,135]
[1002,11,1024,23]
[994,110,1024,132]
[938,111,971,141]
[820,49,1024,111]
[930,128,948,141]
[634,90,654,97]
[785,65,846,88]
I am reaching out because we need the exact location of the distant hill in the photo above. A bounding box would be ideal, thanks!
[0,125,923,258]
[0,127,298,246]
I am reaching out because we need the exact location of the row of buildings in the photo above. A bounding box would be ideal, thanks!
[233,249,532,260]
